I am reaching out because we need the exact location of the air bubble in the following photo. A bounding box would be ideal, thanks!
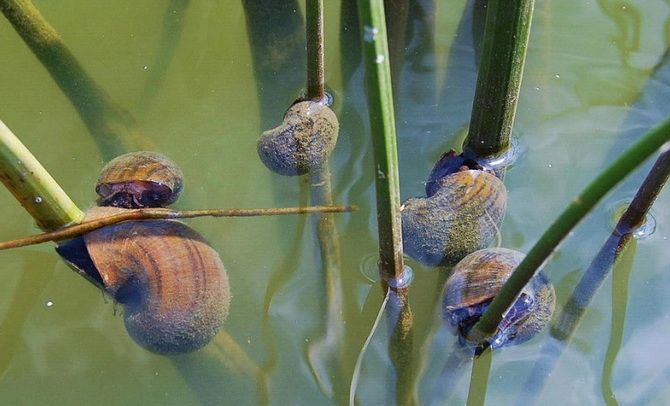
[45,301,54,308]
[34,196,42,204]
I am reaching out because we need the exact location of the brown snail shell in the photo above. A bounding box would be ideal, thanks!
[401,170,507,266]
[257,100,339,176]
[57,207,231,354]
[443,248,556,348]
[96,151,184,208]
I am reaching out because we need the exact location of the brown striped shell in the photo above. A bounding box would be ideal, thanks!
[401,170,507,266]
[257,100,339,176]
[443,248,527,309]
[60,207,231,354]
[442,248,556,348]
[96,151,184,208]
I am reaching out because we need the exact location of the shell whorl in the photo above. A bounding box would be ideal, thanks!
[82,207,231,354]
[402,170,507,266]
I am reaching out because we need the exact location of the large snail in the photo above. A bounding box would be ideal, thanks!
[57,151,231,354]
[401,151,507,266]
[442,248,555,349]
[257,100,339,176]
[95,151,184,208]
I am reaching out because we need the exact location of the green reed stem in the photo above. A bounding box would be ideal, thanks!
[464,0,534,158]
[467,116,670,345]
[0,0,150,160]
[357,0,404,280]
[0,121,84,231]
[306,0,325,100]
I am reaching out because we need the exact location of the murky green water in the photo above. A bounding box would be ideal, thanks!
[0,1,669,405]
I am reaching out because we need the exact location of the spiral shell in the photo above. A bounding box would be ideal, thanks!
[96,151,184,208]
[442,248,555,348]
[401,170,507,266]
[257,100,339,176]
[58,207,231,354]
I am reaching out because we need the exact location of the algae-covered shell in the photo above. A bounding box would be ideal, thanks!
[401,170,507,266]
[58,207,230,354]
[257,101,339,176]
[442,248,556,348]
[96,151,184,208]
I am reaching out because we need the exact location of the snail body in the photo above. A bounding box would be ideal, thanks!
[442,248,555,349]
[58,207,231,354]
[96,151,184,208]
[402,169,507,266]
[257,100,339,176]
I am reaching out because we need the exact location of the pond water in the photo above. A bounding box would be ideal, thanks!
[0,0,669,405]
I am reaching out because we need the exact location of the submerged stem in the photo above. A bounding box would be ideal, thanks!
[0,0,150,159]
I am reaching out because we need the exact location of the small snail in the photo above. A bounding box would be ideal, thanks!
[442,248,555,349]
[257,100,339,176]
[57,153,231,354]
[96,151,184,208]
[401,167,507,266]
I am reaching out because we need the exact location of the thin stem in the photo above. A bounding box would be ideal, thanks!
[0,205,356,251]
[357,0,405,280]
[468,117,670,345]
[0,120,84,231]
[464,0,535,158]
[306,164,347,402]
[0,0,150,160]
[306,0,325,100]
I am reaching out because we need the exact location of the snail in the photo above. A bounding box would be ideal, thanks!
[442,248,555,349]
[56,153,231,354]
[257,100,339,176]
[96,151,184,208]
[401,163,507,266]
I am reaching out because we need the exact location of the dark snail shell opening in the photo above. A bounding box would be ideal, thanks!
[96,181,177,209]
[425,150,491,197]
[55,236,104,288]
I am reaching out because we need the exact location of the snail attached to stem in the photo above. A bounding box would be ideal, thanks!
[57,151,231,354]
[442,248,555,349]
[257,99,339,176]
[402,150,507,267]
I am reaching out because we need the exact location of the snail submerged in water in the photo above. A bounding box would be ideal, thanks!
[442,248,555,349]
[96,151,184,208]
[402,151,507,266]
[257,100,339,176]
[57,151,231,354]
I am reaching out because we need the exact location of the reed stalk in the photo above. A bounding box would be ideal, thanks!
[467,117,670,346]
[357,0,404,280]
[306,0,325,100]
[0,120,83,231]
[464,0,534,158]
[0,0,150,160]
